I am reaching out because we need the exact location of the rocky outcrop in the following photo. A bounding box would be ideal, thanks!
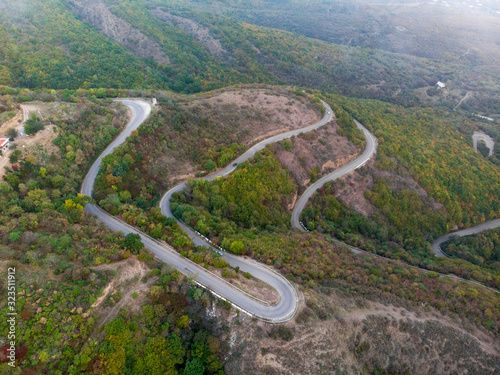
[151,8,229,61]
[69,0,170,65]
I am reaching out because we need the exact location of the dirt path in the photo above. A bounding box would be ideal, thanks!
[0,110,23,136]
[226,294,500,375]
[0,124,58,179]
[454,91,470,111]
[89,257,157,327]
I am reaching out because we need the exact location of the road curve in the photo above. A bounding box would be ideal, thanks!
[83,99,336,322]
[82,99,498,323]
[81,100,151,197]
[472,131,494,156]
[432,219,500,257]
[158,101,335,321]
[194,100,334,182]
[291,119,377,231]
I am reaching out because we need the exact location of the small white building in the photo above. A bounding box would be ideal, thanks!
[0,138,9,153]
[436,81,446,89]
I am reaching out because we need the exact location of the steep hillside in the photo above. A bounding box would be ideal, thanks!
[201,0,500,113]
[93,86,322,209]
[300,95,500,290]
[0,86,499,374]
[68,0,171,65]
[442,227,500,269]
[226,288,500,375]
[0,91,229,373]
[0,0,173,89]
[1,0,494,109]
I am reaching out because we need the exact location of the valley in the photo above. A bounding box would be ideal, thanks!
[0,0,498,373]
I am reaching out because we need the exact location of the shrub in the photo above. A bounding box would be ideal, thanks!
[24,115,44,135]
[204,159,216,172]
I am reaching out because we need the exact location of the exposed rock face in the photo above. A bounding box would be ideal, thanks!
[151,8,229,60]
[68,0,170,65]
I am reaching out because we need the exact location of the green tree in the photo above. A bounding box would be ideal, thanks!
[7,128,17,139]
[124,233,144,253]
[9,149,21,163]
[24,115,44,135]
[183,358,205,375]
[177,315,190,328]
[230,241,245,255]
[204,159,216,172]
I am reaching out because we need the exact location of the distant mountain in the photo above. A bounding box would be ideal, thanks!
[0,0,498,112]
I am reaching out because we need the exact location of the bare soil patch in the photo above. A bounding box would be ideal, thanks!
[0,110,22,137]
[274,122,360,191]
[330,158,444,217]
[189,87,321,144]
[152,8,228,60]
[211,268,281,306]
[166,87,321,182]
[23,101,82,123]
[0,101,86,179]
[90,256,156,326]
[0,125,59,179]
[21,125,60,159]
[69,0,170,65]
[332,162,377,216]
[223,288,500,375]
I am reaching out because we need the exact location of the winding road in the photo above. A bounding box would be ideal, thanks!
[291,119,377,231]
[158,102,338,321]
[432,219,500,257]
[84,99,336,322]
[472,131,494,156]
[81,100,151,196]
[83,98,499,325]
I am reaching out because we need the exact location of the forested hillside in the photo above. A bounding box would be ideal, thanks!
[0,91,228,373]
[0,0,498,372]
[300,94,500,288]
[0,0,172,89]
[442,228,500,270]
[197,0,500,114]
[92,86,320,208]
[170,149,500,336]
[85,87,500,338]
[0,0,491,109]
[336,96,500,228]
[1,84,499,372]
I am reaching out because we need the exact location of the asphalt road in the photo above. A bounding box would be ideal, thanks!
[432,219,500,257]
[472,131,494,156]
[200,101,334,181]
[81,100,151,197]
[159,102,335,321]
[291,118,378,231]
[83,99,318,322]
[83,99,498,322]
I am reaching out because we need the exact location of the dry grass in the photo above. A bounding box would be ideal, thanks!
[166,87,322,182]
[0,101,84,178]
[90,257,156,326]
[222,287,500,375]
[0,125,59,179]
[211,267,281,306]
[196,89,321,140]
[0,109,22,137]
[274,122,360,191]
